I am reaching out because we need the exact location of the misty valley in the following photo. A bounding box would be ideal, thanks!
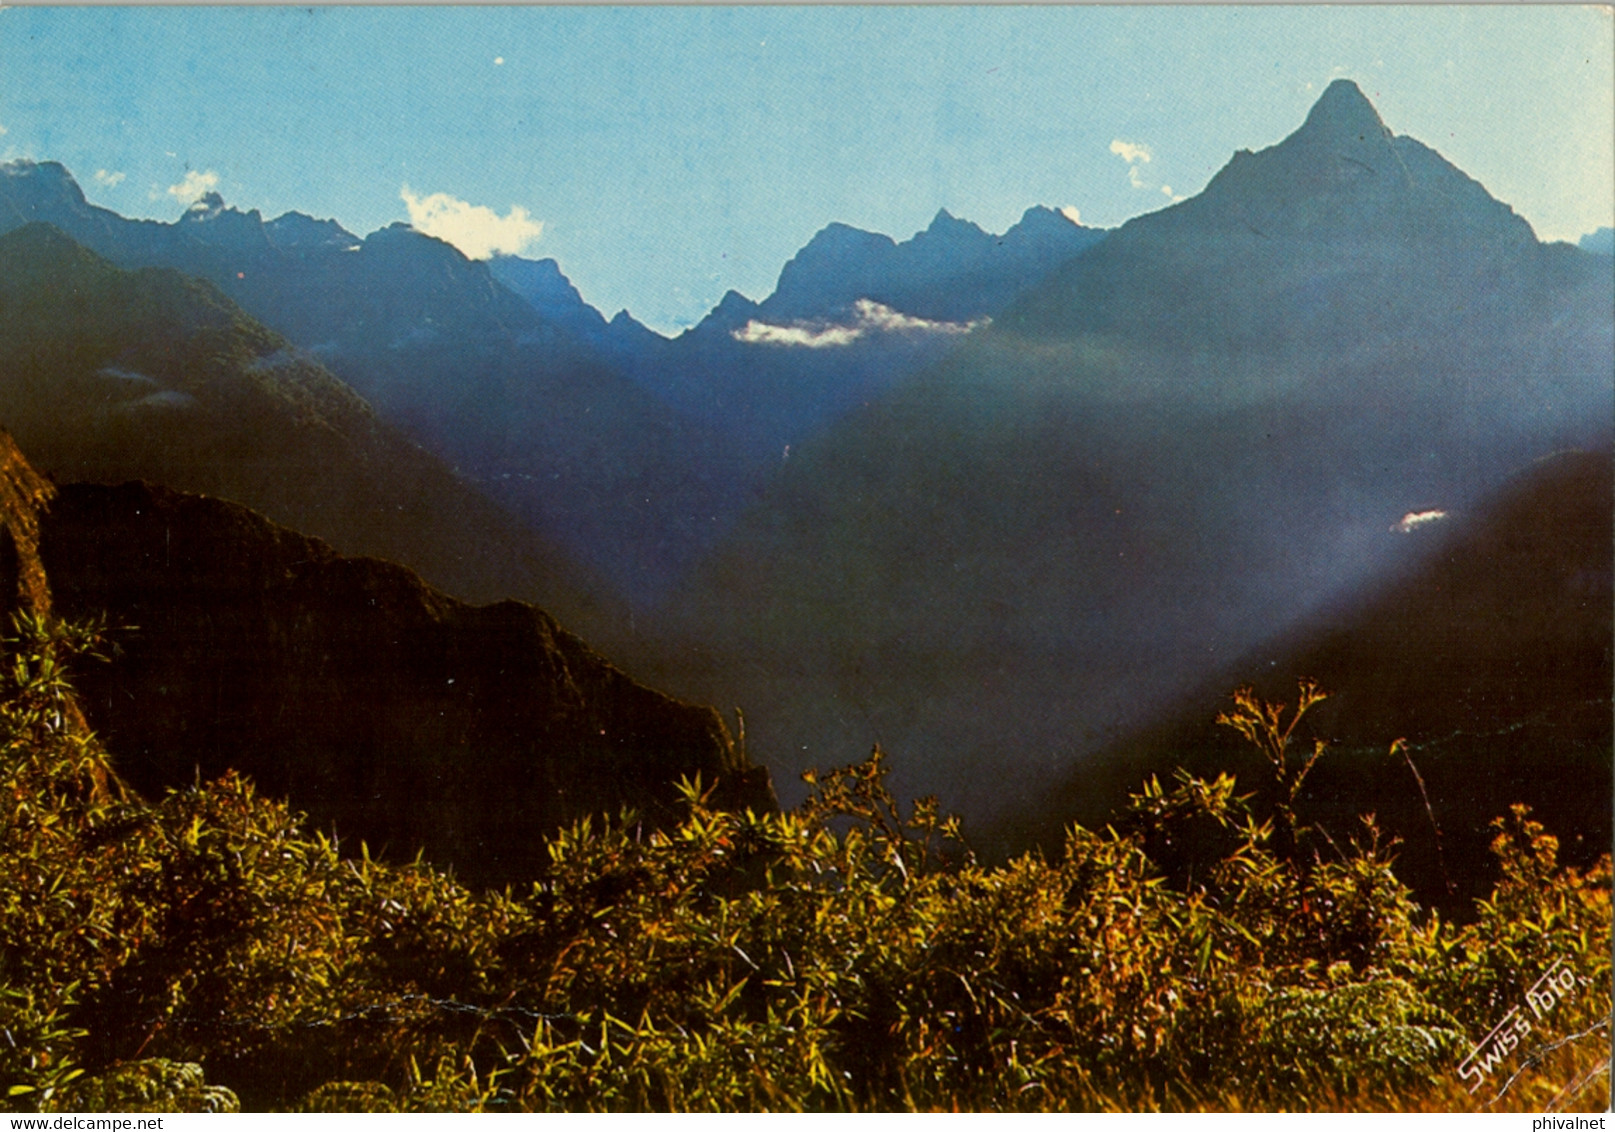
[0,80,1609,1112]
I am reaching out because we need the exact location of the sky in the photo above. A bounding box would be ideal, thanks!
[0,5,1610,333]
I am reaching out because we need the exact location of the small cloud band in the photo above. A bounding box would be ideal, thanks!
[734,298,987,349]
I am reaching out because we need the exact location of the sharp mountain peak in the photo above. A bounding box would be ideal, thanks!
[1298,78,1393,145]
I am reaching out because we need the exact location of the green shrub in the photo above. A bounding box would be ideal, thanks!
[0,619,1606,1112]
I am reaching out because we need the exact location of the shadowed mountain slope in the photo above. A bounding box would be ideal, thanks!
[0,166,730,607]
[992,448,1612,913]
[1,162,1108,608]
[640,81,1613,826]
[0,222,610,627]
[506,208,1108,467]
[0,434,772,886]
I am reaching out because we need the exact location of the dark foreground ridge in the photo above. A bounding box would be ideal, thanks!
[0,430,772,885]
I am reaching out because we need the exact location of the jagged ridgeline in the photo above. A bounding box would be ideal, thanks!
[0,160,1111,608]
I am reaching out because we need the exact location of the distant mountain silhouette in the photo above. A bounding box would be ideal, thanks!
[499,209,1112,600]
[0,429,773,885]
[0,223,609,625]
[1005,79,1587,377]
[487,252,614,344]
[1581,227,1614,256]
[0,163,728,608]
[991,448,1611,914]
[492,209,1109,601]
[568,207,1106,440]
[0,161,1108,608]
[757,207,1104,326]
[0,165,547,357]
[641,81,1613,828]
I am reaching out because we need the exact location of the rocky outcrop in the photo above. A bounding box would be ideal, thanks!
[0,430,56,620]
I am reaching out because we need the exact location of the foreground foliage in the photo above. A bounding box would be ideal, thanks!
[1,619,1608,1111]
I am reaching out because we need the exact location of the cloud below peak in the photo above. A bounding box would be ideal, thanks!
[734,298,987,349]
[93,169,126,188]
[399,185,543,259]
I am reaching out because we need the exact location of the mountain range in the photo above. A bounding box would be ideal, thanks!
[0,165,716,607]
[0,79,1606,900]
[0,162,1104,607]
[632,80,1612,843]
[0,222,607,625]
[493,205,1104,456]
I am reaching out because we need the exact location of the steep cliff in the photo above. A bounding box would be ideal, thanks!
[0,429,772,885]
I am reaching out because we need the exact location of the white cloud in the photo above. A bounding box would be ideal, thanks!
[734,298,986,349]
[93,169,126,188]
[400,185,543,259]
[167,169,219,204]
[733,320,865,348]
[0,124,8,137]
[1109,139,1152,165]
[1113,138,1182,198]
[1391,509,1448,534]
[1059,206,1082,225]
[855,299,981,336]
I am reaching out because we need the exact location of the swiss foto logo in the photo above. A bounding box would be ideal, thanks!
[1457,957,1582,1094]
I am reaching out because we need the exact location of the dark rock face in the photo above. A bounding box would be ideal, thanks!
[32,478,773,887]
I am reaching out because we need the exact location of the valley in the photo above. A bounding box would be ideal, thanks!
[0,60,1608,1111]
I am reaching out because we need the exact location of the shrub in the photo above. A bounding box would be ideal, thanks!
[0,621,1606,1113]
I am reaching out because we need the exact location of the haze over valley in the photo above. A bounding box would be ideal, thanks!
[0,69,1608,914]
[0,7,1611,1109]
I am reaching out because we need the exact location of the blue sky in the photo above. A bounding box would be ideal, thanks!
[1,5,1610,332]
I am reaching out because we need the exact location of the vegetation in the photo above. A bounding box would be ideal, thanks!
[1,616,1608,1111]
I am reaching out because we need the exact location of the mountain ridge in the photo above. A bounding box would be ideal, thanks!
[0,221,613,625]
[636,79,1613,830]
[20,462,773,886]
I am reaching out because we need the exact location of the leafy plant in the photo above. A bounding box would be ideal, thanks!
[0,624,1606,1112]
